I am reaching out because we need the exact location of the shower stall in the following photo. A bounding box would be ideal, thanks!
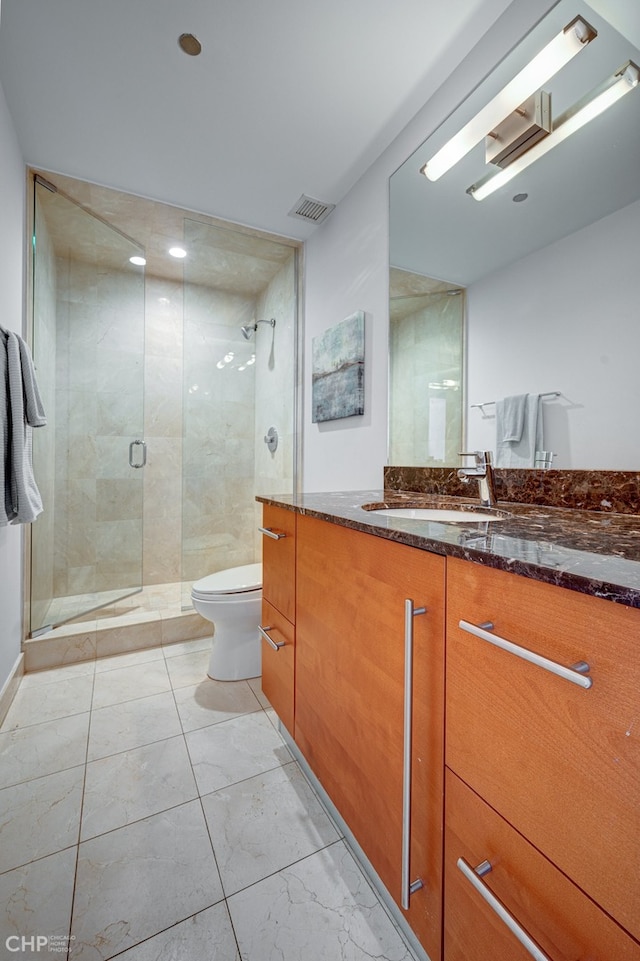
[29,174,299,639]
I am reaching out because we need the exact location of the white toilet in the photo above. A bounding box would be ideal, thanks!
[191,562,263,681]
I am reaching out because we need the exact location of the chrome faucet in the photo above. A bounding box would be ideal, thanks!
[457,451,497,508]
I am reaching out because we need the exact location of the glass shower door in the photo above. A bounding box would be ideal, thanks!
[30,178,146,633]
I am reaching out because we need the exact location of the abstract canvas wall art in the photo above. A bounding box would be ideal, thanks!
[311,311,365,423]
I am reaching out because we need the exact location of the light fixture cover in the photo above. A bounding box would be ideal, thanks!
[467,60,640,201]
[420,16,596,182]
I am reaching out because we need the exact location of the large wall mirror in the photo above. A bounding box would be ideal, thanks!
[389,0,640,469]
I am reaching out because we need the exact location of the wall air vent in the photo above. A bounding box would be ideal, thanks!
[288,195,335,225]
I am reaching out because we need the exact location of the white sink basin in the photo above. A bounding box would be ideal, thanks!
[368,507,504,523]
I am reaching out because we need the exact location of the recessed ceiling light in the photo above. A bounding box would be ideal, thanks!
[129,255,146,266]
[178,33,202,56]
[169,246,187,259]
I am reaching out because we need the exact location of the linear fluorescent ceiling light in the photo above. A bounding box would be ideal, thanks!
[420,16,596,182]
[467,60,639,201]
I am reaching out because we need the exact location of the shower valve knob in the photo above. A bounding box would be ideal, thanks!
[264,427,278,453]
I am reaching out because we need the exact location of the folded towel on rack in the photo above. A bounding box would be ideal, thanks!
[1,328,47,526]
[495,393,542,468]
[496,393,527,442]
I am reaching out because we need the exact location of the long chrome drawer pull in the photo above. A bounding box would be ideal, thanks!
[259,526,286,540]
[259,625,284,652]
[457,858,551,961]
[459,620,592,689]
[401,598,427,910]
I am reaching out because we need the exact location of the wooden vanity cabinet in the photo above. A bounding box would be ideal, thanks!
[445,556,640,950]
[295,514,446,961]
[444,769,640,961]
[260,504,296,735]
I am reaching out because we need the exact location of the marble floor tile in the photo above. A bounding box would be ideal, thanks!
[247,676,271,710]
[164,649,210,689]
[109,903,239,961]
[91,659,171,710]
[202,761,340,896]
[1,674,94,731]
[162,635,210,659]
[87,692,182,761]
[20,659,96,688]
[0,766,84,873]
[94,645,164,673]
[0,712,90,789]
[228,841,415,961]
[81,735,198,840]
[71,801,224,961]
[186,711,291,796]
[173,678,261,734]
[0,848,77,945]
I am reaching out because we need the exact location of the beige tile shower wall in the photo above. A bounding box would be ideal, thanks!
[143,277,184,585]
[253,254,296,551]
[389,291,463,466]
[181,284,257,584]
[30,212,57,631]
[54,261,144,598]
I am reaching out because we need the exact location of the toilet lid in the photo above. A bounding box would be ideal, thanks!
[192,562,262,596]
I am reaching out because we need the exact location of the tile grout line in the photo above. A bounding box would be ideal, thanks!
[66,662,97,961]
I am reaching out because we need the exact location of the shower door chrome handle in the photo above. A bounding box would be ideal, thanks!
[401,598,426,910]
[129,439,147,469]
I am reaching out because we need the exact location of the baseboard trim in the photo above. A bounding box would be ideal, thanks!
[280,725,431,961]
[0,652,25,726]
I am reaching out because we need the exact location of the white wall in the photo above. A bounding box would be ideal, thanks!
[0,71,26,691]
[466,200,640,469]
[302,0,555,492]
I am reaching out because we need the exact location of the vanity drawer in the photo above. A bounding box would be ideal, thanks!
[444,768,640,961]
[261,504,296,623]
[260,599,294,736]
[445,556,640,940]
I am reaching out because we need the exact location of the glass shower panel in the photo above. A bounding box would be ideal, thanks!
[30,180,146,633]
[181,219,297,606]
[388,274,464,466]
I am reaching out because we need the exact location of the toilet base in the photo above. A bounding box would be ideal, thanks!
[206,625,262,682]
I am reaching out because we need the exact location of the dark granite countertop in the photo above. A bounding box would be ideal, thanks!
[256,489,640,609]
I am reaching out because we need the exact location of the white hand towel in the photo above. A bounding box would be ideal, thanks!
[496,393,527,443]
[495,394,542,468]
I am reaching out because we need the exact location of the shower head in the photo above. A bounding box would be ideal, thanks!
[240,318,276,340]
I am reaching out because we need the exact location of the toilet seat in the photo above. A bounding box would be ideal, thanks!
[191,562,262,599]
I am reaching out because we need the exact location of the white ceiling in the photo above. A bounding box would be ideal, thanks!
[0,0,514,240]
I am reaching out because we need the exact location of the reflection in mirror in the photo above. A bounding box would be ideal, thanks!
[389,0,640,469]
[389,269,464,466]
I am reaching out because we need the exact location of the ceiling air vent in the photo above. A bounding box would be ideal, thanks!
[288,195,335,225]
